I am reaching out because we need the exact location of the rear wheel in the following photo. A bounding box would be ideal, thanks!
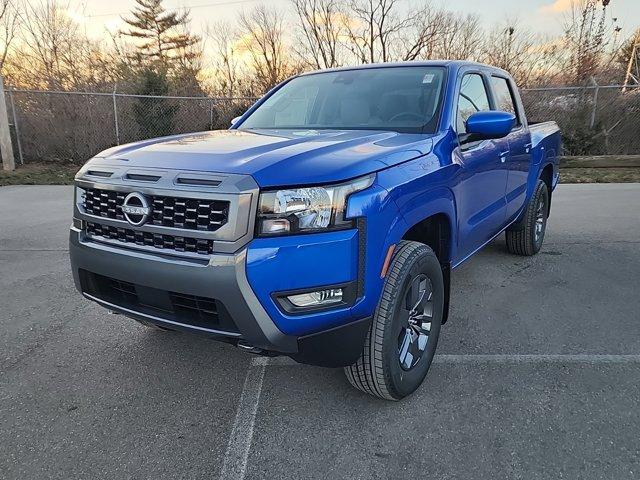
[345,241,444,401]
[506,180,549,256]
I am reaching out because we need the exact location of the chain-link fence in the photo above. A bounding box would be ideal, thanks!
[4,84,640,164]
[5,89,258,164]
[521,84,640,156]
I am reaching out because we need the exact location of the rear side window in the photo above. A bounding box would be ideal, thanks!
[491,76,520,125]
[456,74,491,134]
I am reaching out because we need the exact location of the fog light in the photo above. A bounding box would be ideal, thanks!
[287,288,343,307]
[72,217,84,230]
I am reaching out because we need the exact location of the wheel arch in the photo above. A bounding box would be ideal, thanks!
[539,162,554,217]
[400,211,453,324]
[401,212,453,265]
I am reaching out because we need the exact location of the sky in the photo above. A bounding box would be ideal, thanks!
[68,0,640,42]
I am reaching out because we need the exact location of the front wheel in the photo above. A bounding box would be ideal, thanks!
[344,241,444,401]
[506,180,549,256]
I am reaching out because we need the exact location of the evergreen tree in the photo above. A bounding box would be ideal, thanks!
[121,0,202,136]
[132,67,178,138]
[120,0,199,65]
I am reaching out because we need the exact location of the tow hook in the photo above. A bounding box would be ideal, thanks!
[237,341,263,355]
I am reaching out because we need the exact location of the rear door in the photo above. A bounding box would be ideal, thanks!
[453,72,509,260]
[490,75,531,222]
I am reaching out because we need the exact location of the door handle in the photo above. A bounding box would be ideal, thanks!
[499,151,509,163]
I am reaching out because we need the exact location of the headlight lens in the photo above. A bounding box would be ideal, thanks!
[257,174,374,236]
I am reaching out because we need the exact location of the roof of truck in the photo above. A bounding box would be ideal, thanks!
[298,60,511,78]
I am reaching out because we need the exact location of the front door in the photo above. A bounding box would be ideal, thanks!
[453,73,508,261]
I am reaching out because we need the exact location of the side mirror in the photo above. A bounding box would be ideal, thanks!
[230,116,242,127]
[465,111,516,140]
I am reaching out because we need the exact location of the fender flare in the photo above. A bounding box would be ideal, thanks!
[382,187,457,325]
[513,160,556,229]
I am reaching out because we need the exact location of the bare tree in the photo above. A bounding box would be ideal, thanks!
[400,4,451,61]
[17,0,75,88]
[563,0,612,83]
[343,0,416,64]
[238,5,296,93]
[481,20,564,87]
[14,0,113,90]
[291,0,344,69]
[340,2,481,64]
[206,21,243,96]
[433,12,482,61]
[0,0,19,72]
[171,23,205,95]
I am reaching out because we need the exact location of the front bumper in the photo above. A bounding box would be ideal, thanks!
[69,228,370,367]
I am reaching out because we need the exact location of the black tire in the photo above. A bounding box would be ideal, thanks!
[506,180,549,256]
[344,241,444,401]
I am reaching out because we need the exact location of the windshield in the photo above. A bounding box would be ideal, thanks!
[239,66,446,134]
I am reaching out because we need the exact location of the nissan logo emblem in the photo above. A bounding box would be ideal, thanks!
[122,192,150,226]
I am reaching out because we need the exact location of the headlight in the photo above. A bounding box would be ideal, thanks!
[257,174,374,236]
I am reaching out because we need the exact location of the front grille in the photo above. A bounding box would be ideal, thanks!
[86,222,214,255]
[79,270,239,334]
[84,189,126,220]
[170,292,219,322]
[109,277,137,303]
[82,188,229,232]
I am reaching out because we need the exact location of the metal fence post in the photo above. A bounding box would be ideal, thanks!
[112,86,120,145]
[209,99,214,130]
[8,89,23,165]
[0,76,15,171]
[589,77,599,129]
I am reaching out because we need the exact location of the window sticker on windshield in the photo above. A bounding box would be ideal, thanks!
[422,74,435,84]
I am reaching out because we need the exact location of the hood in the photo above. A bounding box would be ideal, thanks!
[90,129,434,187]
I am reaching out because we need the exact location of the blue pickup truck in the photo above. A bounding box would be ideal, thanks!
[70,61,560,400]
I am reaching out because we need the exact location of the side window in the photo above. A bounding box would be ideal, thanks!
[491,76,520,125]
[456,74,491,134]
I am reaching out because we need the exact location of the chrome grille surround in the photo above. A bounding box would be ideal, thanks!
[74,164,259,257]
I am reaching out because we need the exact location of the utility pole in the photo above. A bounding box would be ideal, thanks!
[623,33,640,92]
[0,76,15,172]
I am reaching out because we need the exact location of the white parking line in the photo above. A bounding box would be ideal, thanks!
[219,356,268,480]
[219,352,640,479]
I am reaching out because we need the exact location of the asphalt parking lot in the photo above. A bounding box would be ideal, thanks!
[1,183,639,480]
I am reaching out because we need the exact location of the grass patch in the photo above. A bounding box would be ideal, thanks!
[561,155,640,168]
[1,160,639,186]
[0,163,78,186]
[560,167,640,184]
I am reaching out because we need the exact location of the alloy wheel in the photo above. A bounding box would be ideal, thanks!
[397,274,434,370]
[535,196,546,243]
